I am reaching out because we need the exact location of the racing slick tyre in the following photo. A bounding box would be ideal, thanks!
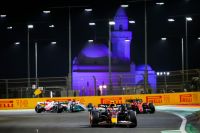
[35,105,43,113]
[55,104,63,113]
[90,111,99,127]
[149,103,155,113]
[128,111,137,128]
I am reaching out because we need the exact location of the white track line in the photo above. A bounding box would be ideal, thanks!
[172,113,187,133]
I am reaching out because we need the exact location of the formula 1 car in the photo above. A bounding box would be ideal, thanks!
[35,101,67,113]
[89,104,137,128]
[68,101,86,112]
[35,100,86,113]
[126,99,155,114]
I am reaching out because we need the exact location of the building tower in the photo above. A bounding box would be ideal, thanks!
[111,7,132,62]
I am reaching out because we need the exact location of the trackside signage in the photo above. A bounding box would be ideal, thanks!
[146,96,162,104]
[0,92,199,110]
[180,94,193,103]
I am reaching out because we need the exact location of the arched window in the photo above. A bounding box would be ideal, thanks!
[119,24,123,31]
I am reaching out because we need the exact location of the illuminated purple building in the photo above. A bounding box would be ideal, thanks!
[72,7,156,95]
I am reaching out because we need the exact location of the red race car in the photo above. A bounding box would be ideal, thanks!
[126,99,155,114]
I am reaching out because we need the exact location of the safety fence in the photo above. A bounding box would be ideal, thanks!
[0,69,200,98]
[0,92,200,110]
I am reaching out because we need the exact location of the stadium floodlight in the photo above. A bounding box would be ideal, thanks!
[43,10,51,14]
[121,5,129,8]
[168,18,175,22]
[161,37,167,41]
[156,2,165,5]
[85,9,92,12]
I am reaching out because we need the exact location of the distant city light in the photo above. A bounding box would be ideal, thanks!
[14,42,20,45]
[129,20,135,24]
[89,22,96,26]
[88,40,94,43]
[168,18,175,22]
[156,2,165,5]
[103,85,107,88]
[109,21,115,25]
[157,72,170,76]
[51,42,57,45]
[27,25,34,29]
[121,5,129,8]
[7,26,13,30]
[0,15,6,18]
[49,24,55,28]
[186,17,192,21]
[43,10,51,14]
[99,85,107,89]
[166,72,170,76]
[85,9,92,12]
[161,37,167,41]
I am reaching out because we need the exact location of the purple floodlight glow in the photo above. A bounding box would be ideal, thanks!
[72,7,157,95]
[114,7,128,31]
[81,43,108,58]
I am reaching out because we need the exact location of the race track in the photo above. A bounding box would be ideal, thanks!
[0,110,182,133]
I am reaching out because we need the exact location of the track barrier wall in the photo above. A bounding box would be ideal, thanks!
[0,92,200,110]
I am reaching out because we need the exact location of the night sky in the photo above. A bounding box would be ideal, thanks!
[0,0,200,79]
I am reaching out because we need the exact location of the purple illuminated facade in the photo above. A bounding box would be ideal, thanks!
[72,7,156,95]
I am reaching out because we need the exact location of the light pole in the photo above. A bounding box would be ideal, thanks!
[27,24,33,95]
[168,16,192,88]
[51,6,91,96]
[181,38,184,90]
[157,72,170,93]
[185,17,192,84]
[128,0,162,93]
[108,21,115,95]
[67,6,92,96]
[68,7,72,96]
[88,20,114,95]
[161,37,185,91]
[35,42,38,88]
[144,0,148,93]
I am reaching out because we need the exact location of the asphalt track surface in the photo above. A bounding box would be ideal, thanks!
[0,110,182,133]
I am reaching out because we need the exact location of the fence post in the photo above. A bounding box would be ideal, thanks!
[5,79,8,98]
[66,76,68,97]
[93,76,96,96]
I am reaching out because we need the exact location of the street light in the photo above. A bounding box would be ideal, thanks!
[88,40,94,43]
[168,18,175,22]
[49,24,55,28]
[157,71,170,93]
[161,37,185,91]
[14,42,20,45]
[167,16,192,89]
[43,10,51,14]
[67,6,92,96]
[35,42,38,88]
[185,17,192,84]
[0,14,6,18]
[27,24,33,94]
[155,2,165,5]
[161,37,167,41]
[121,5,129,8]
[129,20,135,24]
[108,20,115,95]
[51,41,57,45]
[7,26,13,30]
